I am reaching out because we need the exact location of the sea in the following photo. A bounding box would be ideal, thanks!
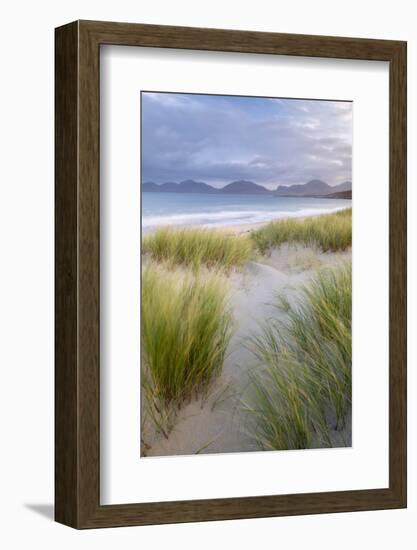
[141,192,352,233]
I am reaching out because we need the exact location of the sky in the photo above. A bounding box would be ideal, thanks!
[141,92,352,189]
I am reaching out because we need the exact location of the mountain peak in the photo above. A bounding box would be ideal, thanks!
[180,179,199,185]
[222,180,269,194]
[178,179,217,193]
[276,179,330,196]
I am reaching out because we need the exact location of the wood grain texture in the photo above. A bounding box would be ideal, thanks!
[388,42,407,504]
[55,21,79,527]
[55,20,407,529]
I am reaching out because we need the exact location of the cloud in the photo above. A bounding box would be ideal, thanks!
[141,92,352,188]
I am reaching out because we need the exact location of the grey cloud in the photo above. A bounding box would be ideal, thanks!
[141,94,352,188]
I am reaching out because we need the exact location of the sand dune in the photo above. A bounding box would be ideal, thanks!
[143,244,351,457]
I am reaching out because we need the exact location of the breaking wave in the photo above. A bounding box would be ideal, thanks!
[142,206,348,230]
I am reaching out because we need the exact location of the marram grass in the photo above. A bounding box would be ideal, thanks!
[245,261,352,451]
[142,226,254,271]
[142,210,351,272]
[141,262,233,435]
[250,208,352,254]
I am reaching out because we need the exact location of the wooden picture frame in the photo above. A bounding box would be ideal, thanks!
[55,20,407,529]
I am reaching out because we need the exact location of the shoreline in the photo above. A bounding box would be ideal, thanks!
[143,205,352,237]
[205,207,351,235]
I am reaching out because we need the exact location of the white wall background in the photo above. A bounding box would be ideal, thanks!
[0,0,415,547]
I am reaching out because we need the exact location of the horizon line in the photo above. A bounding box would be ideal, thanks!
[142,178,352,188]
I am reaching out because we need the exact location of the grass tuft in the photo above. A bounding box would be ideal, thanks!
[142,226,253,271]
[141,262,233,434]
[245,261,352,451]
[250,208,352,254]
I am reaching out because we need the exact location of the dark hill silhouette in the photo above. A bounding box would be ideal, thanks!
[276,179,330,196]
[321,190,352,199]
[176,180,218,193]
[332,181,352,193]
[220,180,269,194]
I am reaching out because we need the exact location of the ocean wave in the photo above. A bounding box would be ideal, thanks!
[142,205,349,229]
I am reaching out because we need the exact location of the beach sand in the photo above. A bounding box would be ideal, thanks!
[142,242,352,457]
[203,210,346,236]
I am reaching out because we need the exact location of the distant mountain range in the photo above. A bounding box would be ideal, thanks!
[275,179,351,197]
[142,179,352,197]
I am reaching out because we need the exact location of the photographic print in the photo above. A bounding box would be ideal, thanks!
[140,91,353,457]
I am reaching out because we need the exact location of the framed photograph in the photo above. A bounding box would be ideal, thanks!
[55,20,406,528]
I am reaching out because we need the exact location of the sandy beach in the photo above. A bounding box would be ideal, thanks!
[140,90,353,457]
[142,233,352,457]
[212,210,347,236]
